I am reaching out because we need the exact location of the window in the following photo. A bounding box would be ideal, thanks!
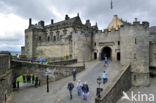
[94,42,96,46]
[63,29,67,35]
[47,36,50,42]
[53,36,56,41]
[60,35,62,39]
[39,36,41,41]
[118,41,120,45]
[134,75,136,81]
[135,38,137,44]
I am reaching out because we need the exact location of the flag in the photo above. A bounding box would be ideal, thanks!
[111,0,113,9]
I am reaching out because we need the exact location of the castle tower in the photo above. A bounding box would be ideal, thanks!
[72,31,92,62]
[120,18,150,86]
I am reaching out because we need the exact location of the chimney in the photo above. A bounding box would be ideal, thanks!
[51,19,54,24]
[65,14,70,20]
[29,18,32,26]
[38,20,44,27]
[86,20,91,27]
[135,18,138,22]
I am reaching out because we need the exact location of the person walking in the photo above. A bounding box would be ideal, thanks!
[23,74,26,83]
[39,57,42,64]
[26,74,29,83]
[30,57,34,63]
[32,74,35,84]
[16,54,20,60]
[67,81,74,100]
[102,71,107,84]
[35,76,38,87]
[82,82,89,100]
[27,74,31,83]
[72,69,76,81]
[76,80,82,96]
[104,56,108,67]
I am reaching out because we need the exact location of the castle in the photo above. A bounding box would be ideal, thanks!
[22,14,156,86]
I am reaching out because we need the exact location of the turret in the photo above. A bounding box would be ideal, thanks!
[65,14,70,20]
[133,18,140,25]
[85,20,91,27]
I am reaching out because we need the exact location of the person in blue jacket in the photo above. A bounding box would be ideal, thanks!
[67,81,74,100]
[82,82,89,100]
[102,71,107,84]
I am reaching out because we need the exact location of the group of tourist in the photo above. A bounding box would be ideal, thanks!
[22,74,40,87]
[67,69,90,100]
[67,80,89,100]
[39,57,47,64]
[67,56,108,100]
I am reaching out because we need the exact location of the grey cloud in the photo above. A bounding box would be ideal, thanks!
[1,0,156,51]
[0,32,24,51]
[0,0,57,21]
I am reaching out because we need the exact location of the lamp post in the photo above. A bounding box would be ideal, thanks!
[97,76,102,98]
[83,56,85,67]
[46,74,49,93]
[45,68,51,93]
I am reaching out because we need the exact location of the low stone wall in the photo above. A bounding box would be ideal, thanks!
[0,53,10,75]
[95,64,131,103]
[48,59,77,65]
[11,60,84,85]
[0,52,12,103]
[11,56,77,65]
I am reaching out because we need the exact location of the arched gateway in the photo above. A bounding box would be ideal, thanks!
[99,47,112,60]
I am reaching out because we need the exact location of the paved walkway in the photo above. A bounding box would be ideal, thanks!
[11,61,122,103]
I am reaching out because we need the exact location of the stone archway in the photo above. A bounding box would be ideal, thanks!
[100,47,112,60]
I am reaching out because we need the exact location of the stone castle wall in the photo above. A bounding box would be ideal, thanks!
[149,34,156,67]
[0,52,13,103]
[36,44,70,58]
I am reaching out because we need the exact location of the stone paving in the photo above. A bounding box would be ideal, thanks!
[11,61,122,103]
[117,78,156,103]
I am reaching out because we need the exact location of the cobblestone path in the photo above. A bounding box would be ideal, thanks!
[11,61,122,103]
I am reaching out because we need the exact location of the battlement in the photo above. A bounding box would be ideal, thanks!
[119,18,150,31]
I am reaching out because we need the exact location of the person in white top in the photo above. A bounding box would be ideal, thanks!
[76,80,82,96]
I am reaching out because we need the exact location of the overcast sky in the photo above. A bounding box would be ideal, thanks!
[0,0,156,52]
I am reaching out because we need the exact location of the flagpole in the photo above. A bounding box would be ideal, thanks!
[111,0,113,9]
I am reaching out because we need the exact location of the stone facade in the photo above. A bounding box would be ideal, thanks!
[22,14,156,86]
